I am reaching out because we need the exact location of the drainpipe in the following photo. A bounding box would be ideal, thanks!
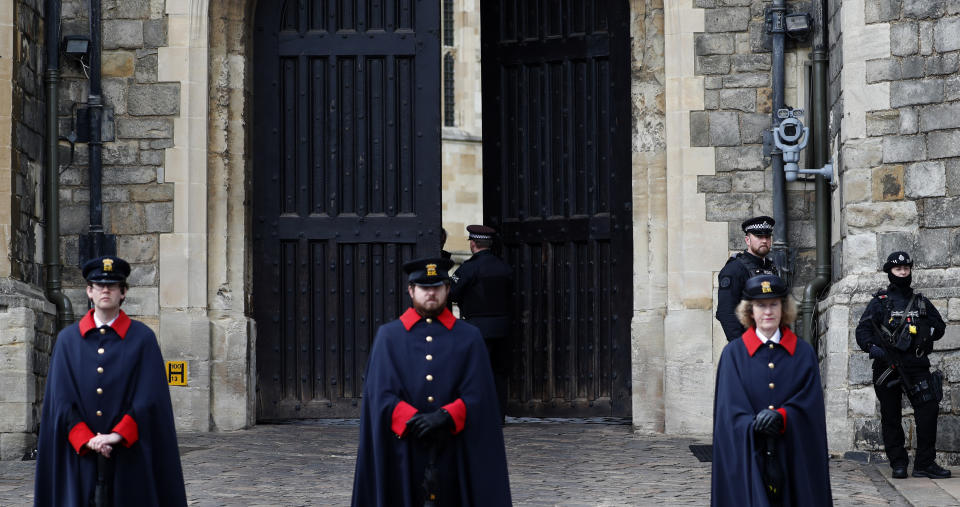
[800,0,832,346]
[45,0,75,330]
[768,0,790,282]
[85,0,107,258]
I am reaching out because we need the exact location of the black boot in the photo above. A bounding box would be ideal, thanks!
[912,463,952,479]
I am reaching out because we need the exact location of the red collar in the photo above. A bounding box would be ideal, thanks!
[399,307,456,331]
[78,309,132,339]
[742,326,797,356]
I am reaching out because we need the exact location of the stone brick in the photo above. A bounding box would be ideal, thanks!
[143,18,167,48]
[135,51,158,83]
[938,415,960,452]
[695,55,730,75]
[102,140,139,165]
[59,205,89,235]
[722,73,769,88]
[104,166,157,185]
[934,16,960,52]
[704,7,750,32]
[926,53,959,76]
[128,184,174,202]
[118,234,159,263]
[704,76,723,90]
[709,112,741,146]
[900,107,920,134]
[900,56,925,79]
[882,135,927,163]
[873,165,905,200]
[102,20,144,50]
[866,110,899,136]
[920,20,935,56]
[128,83,180,116]
[690,111,710,147]
[697,175,731,193]
[731,171,764,192]
[0,433,36,461]
[865,0,901,22]
[890,80,943,108]
[718,89,754,112]
[705,193,754,221]
[945,75,960,101]
[145,202,174,233]
[891,21,920,56]
[927,129,960,159]
[105,203,145,234]
[865,58,901,83]
[715,146,764,171]
[846,201,918,232]
[704,90,719,110]
[849,352,874,385]
[923,196,960,226]
[124,288,159,317]
[905,0,946,19]
[905,160,946,197]
[878,231,917,264]
[103,0,150,18]
[139,150,164,166]
[695,33,734,55]
[843,137,884,169]
[950,298,960,320]
[103,78,128,116]
[117,118,173,139]
[915,228,956,267]
[947,158,960,196]
[127,264,157,286]
[756,88,772,114]
[101,51,135,78]
[730,54,770,72]
[738,113,768,144]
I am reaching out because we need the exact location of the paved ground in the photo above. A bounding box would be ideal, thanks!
[0,418,954,506]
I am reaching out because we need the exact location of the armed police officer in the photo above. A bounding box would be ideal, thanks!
[449,225,514,420]
[856,251,949,480]
[716,216,778,342]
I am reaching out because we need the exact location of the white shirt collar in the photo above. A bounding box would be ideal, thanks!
[755,327,781,344]
[94,313,119,329]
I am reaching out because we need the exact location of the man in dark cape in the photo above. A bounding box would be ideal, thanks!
[352,257,511,506]
[34,256,186,507]
[712,275,831,506]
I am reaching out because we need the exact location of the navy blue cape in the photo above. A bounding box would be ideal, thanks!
[711,327,832,506]
[352,308,511,506]
[34,310,186,507]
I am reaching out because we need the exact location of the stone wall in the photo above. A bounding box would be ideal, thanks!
[819,0,960,461]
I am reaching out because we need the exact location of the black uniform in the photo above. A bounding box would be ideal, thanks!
[716,251,776,341]
[450,249,513,417]
[856,283,946,472]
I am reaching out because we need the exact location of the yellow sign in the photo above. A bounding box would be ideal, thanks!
[166,361,187,386]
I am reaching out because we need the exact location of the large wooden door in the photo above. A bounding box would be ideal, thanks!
[481,0,633,417]
[253,0,441,420]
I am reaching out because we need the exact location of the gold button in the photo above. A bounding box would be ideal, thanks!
[98,348,105,354]
[768,405,775,410]
[428,396,435,402]
[97,367,104,374]
[96,410,102,417]
[768,362,775,369]
[426,374,434,381]
[426,318,433,324]
[100,328,106,334]
[426,354,433,361]
[768,343,775,349]
[96,388,103,395]
[426,336,433,342]
[769,383,775,389]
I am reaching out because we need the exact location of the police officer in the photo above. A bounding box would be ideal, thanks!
[856,251,949,480]
[716,216,778,342]
[449,225,514,419]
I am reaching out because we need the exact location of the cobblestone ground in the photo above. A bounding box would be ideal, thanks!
[0,419,909,506]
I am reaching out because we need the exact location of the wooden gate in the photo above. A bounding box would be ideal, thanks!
[481,0,633,417]
[252,0,441,420]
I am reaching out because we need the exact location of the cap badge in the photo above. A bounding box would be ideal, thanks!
[103,259,113,272]
[898,254,905,261]
[426,263,437,277]
[761,280,772,293]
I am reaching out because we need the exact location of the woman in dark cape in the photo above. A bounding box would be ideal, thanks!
[711,274,832,506]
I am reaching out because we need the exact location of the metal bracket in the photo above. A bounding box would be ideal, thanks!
[792,162,834,182]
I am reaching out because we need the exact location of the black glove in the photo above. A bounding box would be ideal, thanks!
[869,344,888,361]
[405,409,453,439]
[752,409,784,436]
